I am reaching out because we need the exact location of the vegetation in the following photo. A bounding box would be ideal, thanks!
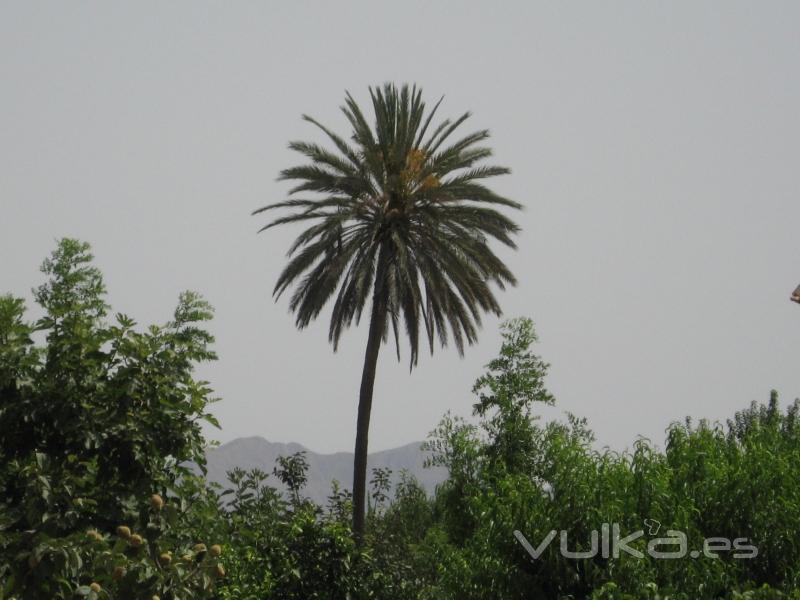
[0,239,225,599]
[2,241,799,598]
[253,84,521,542]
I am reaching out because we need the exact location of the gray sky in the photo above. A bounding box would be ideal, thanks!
[2,2,799,454]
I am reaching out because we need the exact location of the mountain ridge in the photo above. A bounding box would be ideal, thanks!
[204,436,448,505]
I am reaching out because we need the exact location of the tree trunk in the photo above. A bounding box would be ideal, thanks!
[352,246,388,544]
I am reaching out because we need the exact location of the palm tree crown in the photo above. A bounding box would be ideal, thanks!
[255,83,522,366]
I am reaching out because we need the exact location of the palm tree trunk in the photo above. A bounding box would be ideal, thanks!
[352,247,388,544]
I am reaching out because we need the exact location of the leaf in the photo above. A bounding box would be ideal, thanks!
[202,414,221,429]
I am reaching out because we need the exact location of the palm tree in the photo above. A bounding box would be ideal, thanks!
[254,83,521,542]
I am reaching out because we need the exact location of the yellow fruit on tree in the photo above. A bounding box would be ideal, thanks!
[130,534,144,547]
[87,529,103,542]
[210,544,222,557]
[420,174,440,190]
[90,582,102,593]
[112,566,125,580]
[214,563,225,578]
[116,525,132,539]
[150,494,164,510]
[159,552,172,566]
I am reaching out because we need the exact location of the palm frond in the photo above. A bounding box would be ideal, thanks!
[255,83,522,367]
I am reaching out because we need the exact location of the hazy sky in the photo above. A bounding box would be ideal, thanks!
[2,2,798,454]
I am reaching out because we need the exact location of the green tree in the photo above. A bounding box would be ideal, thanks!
[472,317,554,474]
[273,451,310,506]
[0,239,225,599]
[254,83,521,542]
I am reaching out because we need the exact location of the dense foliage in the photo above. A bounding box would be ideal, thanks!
[2,240,799,598]
[0,240,226,599]
[416,322,800,599]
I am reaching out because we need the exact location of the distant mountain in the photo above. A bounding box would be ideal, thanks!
[203,437,448,505]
